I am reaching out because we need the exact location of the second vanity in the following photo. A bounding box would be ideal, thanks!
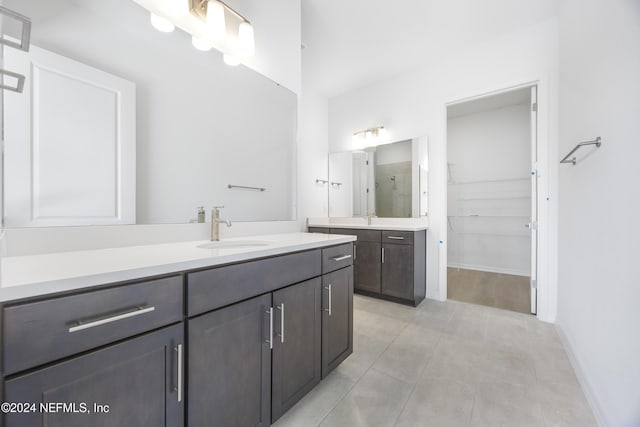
[308,222,427,306]
[0,233,355,426]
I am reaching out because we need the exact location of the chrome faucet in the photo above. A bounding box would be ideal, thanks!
[211,206,232,241]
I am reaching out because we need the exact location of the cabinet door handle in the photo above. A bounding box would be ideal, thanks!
[266,307,274,349]
[68,305,155,333]
[277,303,285,343]
[354,245,357,260]
[174,344,183,402]
[382,247,385,263]
[331,254,352,261]
[324,285,332,316]
[387,236,405,240]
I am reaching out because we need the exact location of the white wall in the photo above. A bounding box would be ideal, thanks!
[328,18,558,320]
[556,0,640,425]
[447,103,531,276]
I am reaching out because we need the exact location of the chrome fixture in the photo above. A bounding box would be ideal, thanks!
[0,6,31,51]
[352,126,387,148]
[560,136,602,165]
[211,205,232,241]
[0,6,31,94]
[140,0,255,65]
[228,184,266,192]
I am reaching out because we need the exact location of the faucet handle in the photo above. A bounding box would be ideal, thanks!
[212,205,225,209]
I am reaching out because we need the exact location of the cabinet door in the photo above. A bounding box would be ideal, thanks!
[271,278,322,422]
[188,293,271,427]
[381,244,414,300]
[322,266,354,378]
[3,324,183,427]
[354,241,382,293]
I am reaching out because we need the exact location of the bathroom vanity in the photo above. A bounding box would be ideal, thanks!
[308,224,426,306]
[0,233,354,426]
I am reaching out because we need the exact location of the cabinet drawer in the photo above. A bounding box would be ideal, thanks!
[3,275,183,375]
[331,228,380,243]
[382,230,414,245]
[322,243,354,274]
[188,249,321,316]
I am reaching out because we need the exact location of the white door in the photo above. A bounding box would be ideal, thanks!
[3,45,136,227]
[529,86,538,314]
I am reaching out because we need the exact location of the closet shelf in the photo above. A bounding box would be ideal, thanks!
[456,196,530,201]
[448,231,530,238]
[448,177,529,185]
[447,215,530,218]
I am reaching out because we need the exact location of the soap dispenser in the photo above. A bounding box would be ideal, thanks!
[197,206,205,223]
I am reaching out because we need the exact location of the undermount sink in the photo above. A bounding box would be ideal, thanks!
[197,240,273,250]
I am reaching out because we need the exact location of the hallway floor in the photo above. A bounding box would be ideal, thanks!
[448,267,531,314]
[273,295,596,427]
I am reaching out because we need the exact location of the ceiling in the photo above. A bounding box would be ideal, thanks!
[302,0,558,97]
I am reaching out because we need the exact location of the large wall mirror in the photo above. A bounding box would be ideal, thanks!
[1,0,297,227]
[328,136,428,218]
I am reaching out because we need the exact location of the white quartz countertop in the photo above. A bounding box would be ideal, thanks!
[308,223,428,231]
[0,232,356,303]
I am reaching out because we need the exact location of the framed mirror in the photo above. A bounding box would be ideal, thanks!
[328,136,428,218]
[0,0,297,227]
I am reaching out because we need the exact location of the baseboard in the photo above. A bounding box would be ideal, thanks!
[555,324,609,427]
[447,262,529,277]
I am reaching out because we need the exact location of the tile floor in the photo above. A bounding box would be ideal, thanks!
[448,268,531,314]
[273,295,597,427]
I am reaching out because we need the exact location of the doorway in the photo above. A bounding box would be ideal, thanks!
[446,86,537,314]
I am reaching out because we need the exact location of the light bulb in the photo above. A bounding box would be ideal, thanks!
[150,13,175,32]
[223,53,241,66]
[206,0,226,41]
[192,36,213,51]
[237,21,255,57]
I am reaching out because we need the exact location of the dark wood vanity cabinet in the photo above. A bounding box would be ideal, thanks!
[1,243,354,427]
[186,245,352,425]
[309,227,426,306]
[4,324,184,427]
[322,266,353,378]
[272,278,322,421]
[188,293,272,427]
[2,276,185,427]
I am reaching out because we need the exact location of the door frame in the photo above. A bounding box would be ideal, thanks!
[443,81,547,319]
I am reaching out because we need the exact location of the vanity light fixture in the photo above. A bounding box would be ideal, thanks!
[352,126,388,148]
[189,0,255,62]
[142,0,255,65]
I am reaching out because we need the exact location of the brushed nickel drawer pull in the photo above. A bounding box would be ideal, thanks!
[175,344,183,402]
[68,306,155,333]
[324,285,332,316]
[387,236,405,240]
[266,307,274,349]
[331,254,352,261]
